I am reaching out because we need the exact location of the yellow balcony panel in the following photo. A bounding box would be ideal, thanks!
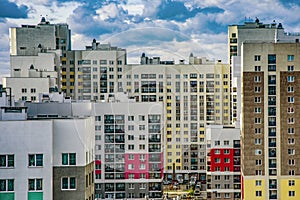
[62,79,66,82]
[61,71,67,75]
[70,79,75,82]
[69,71,75,75]
[175,128,180,131]
[62,86,67,90]
[70,86,74,89]
[166,85,171,89]
[166,113,172,118]
[166,127,172,132]
[166,106,172,110]
[78,71,83,75]
[166,99,172,103]
[61,57,67,61]
[78,86,83,89]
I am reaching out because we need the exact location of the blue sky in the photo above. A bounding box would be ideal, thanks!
[1,0,300,77]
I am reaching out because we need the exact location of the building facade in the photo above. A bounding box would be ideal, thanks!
[0,93,95,200]
[206,125,241,200]
[26,93,164,199]
[241,42,300,200]
[63,39,127,99]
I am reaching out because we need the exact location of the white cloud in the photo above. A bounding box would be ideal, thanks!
[94,3,120,21]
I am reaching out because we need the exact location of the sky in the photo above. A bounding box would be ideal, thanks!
[1,0,300,78]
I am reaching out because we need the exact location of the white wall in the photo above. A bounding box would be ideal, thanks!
[0,120,53,200]
[53,117,95,166]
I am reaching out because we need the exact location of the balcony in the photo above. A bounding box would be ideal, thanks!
[269,149,276,157]
[269,184,277,189]
[269,169,277,176]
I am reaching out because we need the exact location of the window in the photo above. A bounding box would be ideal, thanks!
[288,96,294,103]
[289,191,295,197]
[139,115,145,121]
[288,159,295,165]
[128,164,134,170]
[215,149,220,154]
[61,177,76,190]
[31,88,36,93]
[139,164,145,169]
[255,118,261,124]
[215,141,220,146]
[288,138,295,144]
[256,170,262,175]
[0,179,14,191]
[224,193,230,198]
[288,149,295,155]
[215,158,220,163]
[28,179,43,191]
[224,140,229,145]
[254,76,261,82]
[28,154,43,167]
[128,154,134,160]
[288,127,294,134]
[254,97,261,103]
[256,180,262,186]
[0,155,14,167]
[128,125,134,131]
[256,159,262,165]
[128,116,134,121]
[128,145,134,150]
[289,180,295,186]
[255,128,261,134]
[255,107,261,113]
[255,138,262,145]
[139,125,145,130]
[224,158,230,163]
[256,191,262,197]
[140,173,146,179]
[288,65,294,71]
[224,149,230,154]
[254,55,261,61]
[288,117,294,124]
[21,88,27,93]
[254,86,261,93]
[288,55,294,62]
[255,66,261,71]
[62,153,76,165]
[288,86,294,93]
[255,149,262,155]
[128,183,134,189]
[289,170,295,176]
[128,135,134,140]
[288,76,294,82]
[128,174,134,179]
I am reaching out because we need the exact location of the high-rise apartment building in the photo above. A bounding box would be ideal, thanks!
[63,39,126,99]
[229,19,300,200]
[241,42,300,199]
[6,17,71,98]
[121,55,230,184]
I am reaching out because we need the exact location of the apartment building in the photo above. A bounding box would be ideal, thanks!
[206,125,241,200]
[121,55,230,182]
[241,42,300,200]
[7,17,71,98]
[63,39,127,99]
[26,92,164,199]
[0,92,95,200]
